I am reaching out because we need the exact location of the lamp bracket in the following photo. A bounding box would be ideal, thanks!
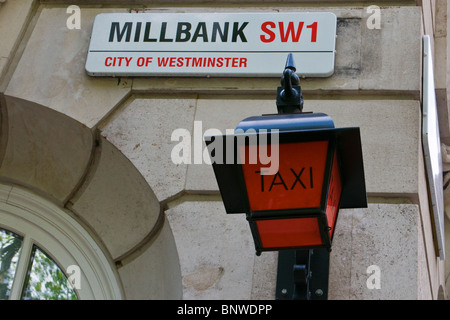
[276,248,330,300]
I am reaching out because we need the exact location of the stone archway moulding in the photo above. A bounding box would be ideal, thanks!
[0,183,124,299]
[0,94,183,299]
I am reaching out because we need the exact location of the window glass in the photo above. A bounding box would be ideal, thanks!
[21,246,77,300]
[0,229,23,300]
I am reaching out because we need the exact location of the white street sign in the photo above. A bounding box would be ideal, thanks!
[85,12,337,77]
[422,35,445,260]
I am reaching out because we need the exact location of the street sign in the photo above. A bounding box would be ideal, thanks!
[85,12,337,77]
[422,35,445,260]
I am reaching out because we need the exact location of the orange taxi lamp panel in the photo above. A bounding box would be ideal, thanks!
[239,141,329,211]
[326,150,342,238]
[256,217,323,249]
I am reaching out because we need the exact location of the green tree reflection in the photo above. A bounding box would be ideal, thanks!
[22,246,77,300]
[0,229,77,300]
[0,230,22,300]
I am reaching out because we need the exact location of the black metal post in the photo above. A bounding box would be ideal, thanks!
[276,248,330,300]
[276,53,304,114]
[274,54,331,300]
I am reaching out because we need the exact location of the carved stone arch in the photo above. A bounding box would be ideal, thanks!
[0,95,182,299]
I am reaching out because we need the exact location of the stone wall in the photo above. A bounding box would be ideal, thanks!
[0,1,447,299]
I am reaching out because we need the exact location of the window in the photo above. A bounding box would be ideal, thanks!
[0,229,22,299]
[22,245,77,300]
[0,229,77,300]
[0,184,123,300]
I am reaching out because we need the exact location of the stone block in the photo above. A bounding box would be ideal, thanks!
[359,7,422,92]
[309,99,421,195]
[0,96,93,203]
[5,7,131,128]
[251,251,277,299]
[118,215,183,299]
[100,96,197,201]
[0,0,34,83]
[70,136,161,260]
[330,204,420,299]
[166,201,276,299]
[185,98,274,192]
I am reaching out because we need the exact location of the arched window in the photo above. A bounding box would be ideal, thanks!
[0,184,123,300]
[0,228,78,300]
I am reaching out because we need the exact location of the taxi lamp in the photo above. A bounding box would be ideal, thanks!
[205,54,367,299]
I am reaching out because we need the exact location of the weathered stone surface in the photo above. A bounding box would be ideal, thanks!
[359,7,422,92]
[71,136,161,260]
[118,216,183,299]
[185,98,274,192]
[5,7,131,128]
[101,96,197,201]
[0,96,93,203]
[0,0,34,83]
[313,99,421,195]
[330,204,420,299]
[165,201,276,299]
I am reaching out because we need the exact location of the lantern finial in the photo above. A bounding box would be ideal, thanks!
[276,53,303,114]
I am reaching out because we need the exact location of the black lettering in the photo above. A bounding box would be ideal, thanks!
[192,22,208,42]
[143,22,157,42]
[160,22,173,42]
[134,22,141,42]
[109,22,132,42]
[269,172,288,191]
[232,22,248,42]
[290,168,306,189]
[212,22,229,42]
[310,167,313,188]
[176,22,191,42]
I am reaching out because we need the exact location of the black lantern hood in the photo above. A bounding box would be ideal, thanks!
[206,116,367,214]
[206,53,367,214]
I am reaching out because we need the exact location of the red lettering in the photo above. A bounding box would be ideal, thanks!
[137,57,152,67]
[105,57,112,66]
[105,56,132,67]
[224,57,232,67]
[278,21,304,42]
[307,22,317,42]
[207,57,215,67]
[155,56,247,68]
[158,57,169,67]
[192,57,202,67]
[260,21,276,43]
[260,21,318,43]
